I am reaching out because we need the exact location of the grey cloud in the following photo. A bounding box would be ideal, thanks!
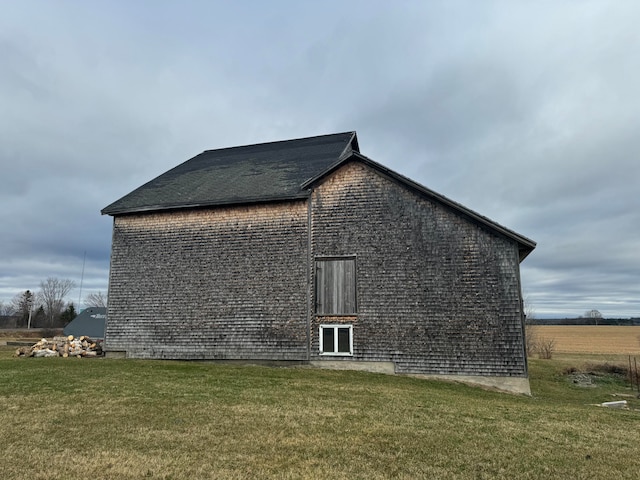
[1,1,639,319]
[358,62,525,153]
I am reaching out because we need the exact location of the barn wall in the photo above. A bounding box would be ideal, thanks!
[310,162,527,377]
[105,201,309,360]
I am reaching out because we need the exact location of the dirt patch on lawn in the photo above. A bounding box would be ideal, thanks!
[564,363,632,388]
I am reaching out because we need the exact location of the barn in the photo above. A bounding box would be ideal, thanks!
[102,132,535,393]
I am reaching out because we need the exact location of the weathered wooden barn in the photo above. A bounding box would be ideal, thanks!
[102,132,536,393]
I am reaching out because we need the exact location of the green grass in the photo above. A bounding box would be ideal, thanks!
[1,347,639,479]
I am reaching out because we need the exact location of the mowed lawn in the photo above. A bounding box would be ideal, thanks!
[1,333,640,479]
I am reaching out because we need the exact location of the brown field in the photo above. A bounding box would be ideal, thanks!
[533,325,640,354]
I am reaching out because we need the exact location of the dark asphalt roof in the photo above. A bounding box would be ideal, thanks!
[101,132,359,215]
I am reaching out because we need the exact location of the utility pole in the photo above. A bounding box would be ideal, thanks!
[27,291,34,329]
[78,250,86,311]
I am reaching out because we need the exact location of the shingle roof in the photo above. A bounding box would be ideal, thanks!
[101,132,359,215]
[101,130,535,259]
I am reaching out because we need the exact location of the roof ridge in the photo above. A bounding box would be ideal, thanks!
[200,131,357,155]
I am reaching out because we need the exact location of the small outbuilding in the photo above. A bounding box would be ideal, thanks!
[101,132,535,393]
[63,307,106,340]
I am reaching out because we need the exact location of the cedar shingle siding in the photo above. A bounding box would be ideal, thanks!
[103,132,535,391]
[105,203,309,360]
[310,162,526,376]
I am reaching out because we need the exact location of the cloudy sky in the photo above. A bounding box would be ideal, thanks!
[1,1,638,318]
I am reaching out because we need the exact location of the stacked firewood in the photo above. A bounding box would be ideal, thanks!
[14,335,103,358]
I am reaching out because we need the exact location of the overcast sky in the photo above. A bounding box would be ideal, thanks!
[1,1,638,318]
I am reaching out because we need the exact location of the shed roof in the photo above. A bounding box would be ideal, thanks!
[102,131,535,259]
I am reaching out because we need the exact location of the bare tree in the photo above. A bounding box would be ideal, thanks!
[522,293,556,359]
[38,278,76,326]
[85,291,107,308]
[0,300,14,316]
[523,293,538,357]
[584,309,603,325]
[537,337,556,359]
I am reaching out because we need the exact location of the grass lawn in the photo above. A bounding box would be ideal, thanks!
[1,346,639,479]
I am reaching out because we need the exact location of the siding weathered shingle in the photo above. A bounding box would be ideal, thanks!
[310,161,527,376]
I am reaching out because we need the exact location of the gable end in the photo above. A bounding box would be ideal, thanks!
[304,153,536,261]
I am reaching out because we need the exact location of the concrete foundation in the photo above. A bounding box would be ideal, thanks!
[310,360,396,375]
[406,373,531,395]
[311,359,531,395]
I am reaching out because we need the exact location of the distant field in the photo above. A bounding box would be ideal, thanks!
[533,325,640,354]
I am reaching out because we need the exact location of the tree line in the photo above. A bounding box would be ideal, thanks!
[0,277,107,328]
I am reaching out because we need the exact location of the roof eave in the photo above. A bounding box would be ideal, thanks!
[101,192,310,216]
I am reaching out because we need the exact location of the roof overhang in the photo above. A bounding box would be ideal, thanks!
[101,193,310,217]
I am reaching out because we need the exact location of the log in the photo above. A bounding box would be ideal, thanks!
[33,349,58,358]
[22,336,104,359]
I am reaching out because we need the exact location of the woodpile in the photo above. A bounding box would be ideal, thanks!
[14,335,104,358]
